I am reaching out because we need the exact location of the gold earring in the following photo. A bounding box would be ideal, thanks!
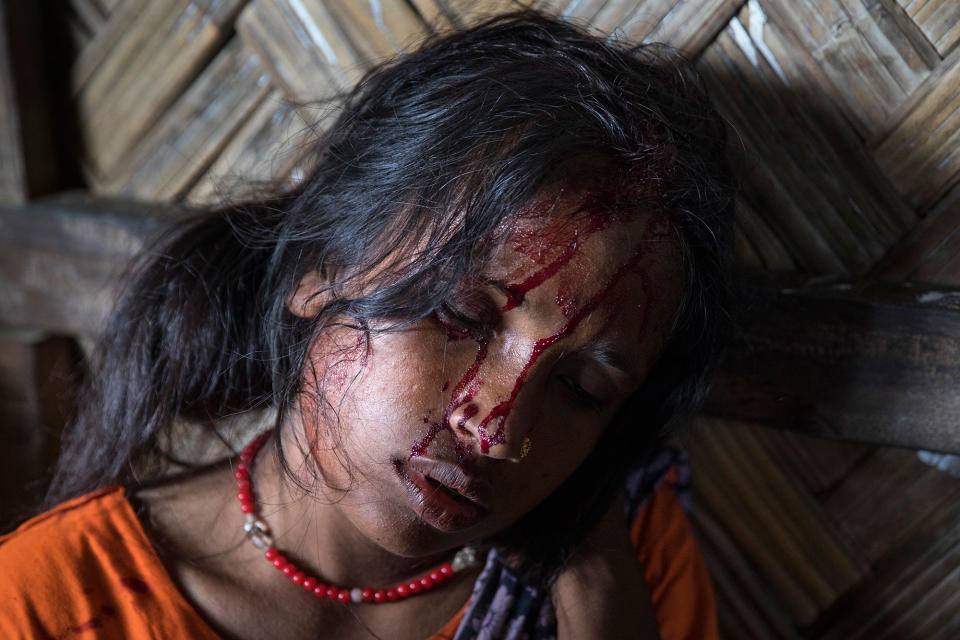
[519,437,532,460]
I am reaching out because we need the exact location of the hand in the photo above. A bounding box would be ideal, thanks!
[552,492,661,640]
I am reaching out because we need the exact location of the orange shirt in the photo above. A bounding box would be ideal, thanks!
[0,486,219,639]
[0,471,717,639]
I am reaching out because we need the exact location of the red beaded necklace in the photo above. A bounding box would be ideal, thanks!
[235,429,479,604]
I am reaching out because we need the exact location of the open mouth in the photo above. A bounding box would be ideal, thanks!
[425,475,475,505]
[394,459,489,532]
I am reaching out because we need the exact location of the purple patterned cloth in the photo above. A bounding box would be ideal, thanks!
[453,448,688,640]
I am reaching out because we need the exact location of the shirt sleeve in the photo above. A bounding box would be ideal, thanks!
[0,487,219,640]
[630,466,720,640]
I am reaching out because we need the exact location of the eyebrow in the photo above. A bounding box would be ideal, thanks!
[577,343,639,381]
[486,278,637,378]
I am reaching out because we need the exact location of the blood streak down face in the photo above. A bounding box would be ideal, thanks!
[296,177,685,554]
[412,176,674,458]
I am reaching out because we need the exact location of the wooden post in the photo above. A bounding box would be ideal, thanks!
[0,332,85,530]
[0,0,59,203]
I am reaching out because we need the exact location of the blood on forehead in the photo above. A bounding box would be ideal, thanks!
[498,170,671,316]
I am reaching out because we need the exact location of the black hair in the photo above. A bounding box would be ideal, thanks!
[45,11,734,582]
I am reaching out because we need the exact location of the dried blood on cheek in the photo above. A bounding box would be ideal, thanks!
[314,333,367,398]
[410,337,487,460]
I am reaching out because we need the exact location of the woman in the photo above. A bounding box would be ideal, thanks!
[0,11,733,639]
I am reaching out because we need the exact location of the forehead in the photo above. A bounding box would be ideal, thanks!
[489,181,680,290]
[482,185,685,374]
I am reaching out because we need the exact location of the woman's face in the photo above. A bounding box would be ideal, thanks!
[295,185,685,558]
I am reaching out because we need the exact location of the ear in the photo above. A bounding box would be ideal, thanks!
[287,270,329,318]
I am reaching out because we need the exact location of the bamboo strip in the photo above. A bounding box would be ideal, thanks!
[761,0,935,137]
[735,2,915,237]
[689,502,802,639]
[237,0,359,105]
[904,0,960,55]
[1,1,60,203]
[880,560,960,640]
[440,0,543,26]
[871,182,960,284]
[735,227,764,269]
[871,46,960,211]
[701,16,915,273]
[699,33,852,273]
[321,0,428,66]
[404,0,457,30]
[814,500,960,639]
[717,24,883,263]
[100,39,272,201]
[914,582,960,640]
[688,420,823,623]
[66,16,94,53]
[868,0,941,74]
[95,0,122,12]
[746,423,874,496]
[588,0,645,35]
[930,243,960,284]
[0,196,180,334]
[69,0,108,35]
[532,0,572,17]
[598,0,672,39]
[704,418,864,601]
[839,0,938,92]
[0,4,25,205]
[635,0,744,57]
[734,196,798,271]
[187,91,311,206]
[545,0,613,25]
[70,0,152,95]
[823,447,960,562]
[77,0,248,181]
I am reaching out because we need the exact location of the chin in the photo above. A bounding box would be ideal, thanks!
[365,512,479,561]
[343,486,479,560]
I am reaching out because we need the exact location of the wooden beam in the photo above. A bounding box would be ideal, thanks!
[705,272,960,454]
[0,194,185,335]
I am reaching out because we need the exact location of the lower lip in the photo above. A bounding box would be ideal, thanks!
[396,463,487,532]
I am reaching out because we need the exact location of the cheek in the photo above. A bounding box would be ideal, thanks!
[492,429,602,520]
[303,329,450,449]
[298,330,372,460]
[525,409,608,480]
[311,332,368,398]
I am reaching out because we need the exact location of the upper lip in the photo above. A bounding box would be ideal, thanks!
[404,457,493,510]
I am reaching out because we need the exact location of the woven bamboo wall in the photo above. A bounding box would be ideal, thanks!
[2,0,960,637]
[61,0,960,287]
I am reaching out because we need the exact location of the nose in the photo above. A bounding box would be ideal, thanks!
[449,399,525,460]
[443,319,554,460]
[447,368,533,461]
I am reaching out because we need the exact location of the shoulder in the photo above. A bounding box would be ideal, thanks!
[0,486,219,639]
[0,485,140,592]
[628,458,720,640]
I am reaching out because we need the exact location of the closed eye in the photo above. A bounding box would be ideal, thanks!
[435,301,494,340]
[559,374,605,412]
